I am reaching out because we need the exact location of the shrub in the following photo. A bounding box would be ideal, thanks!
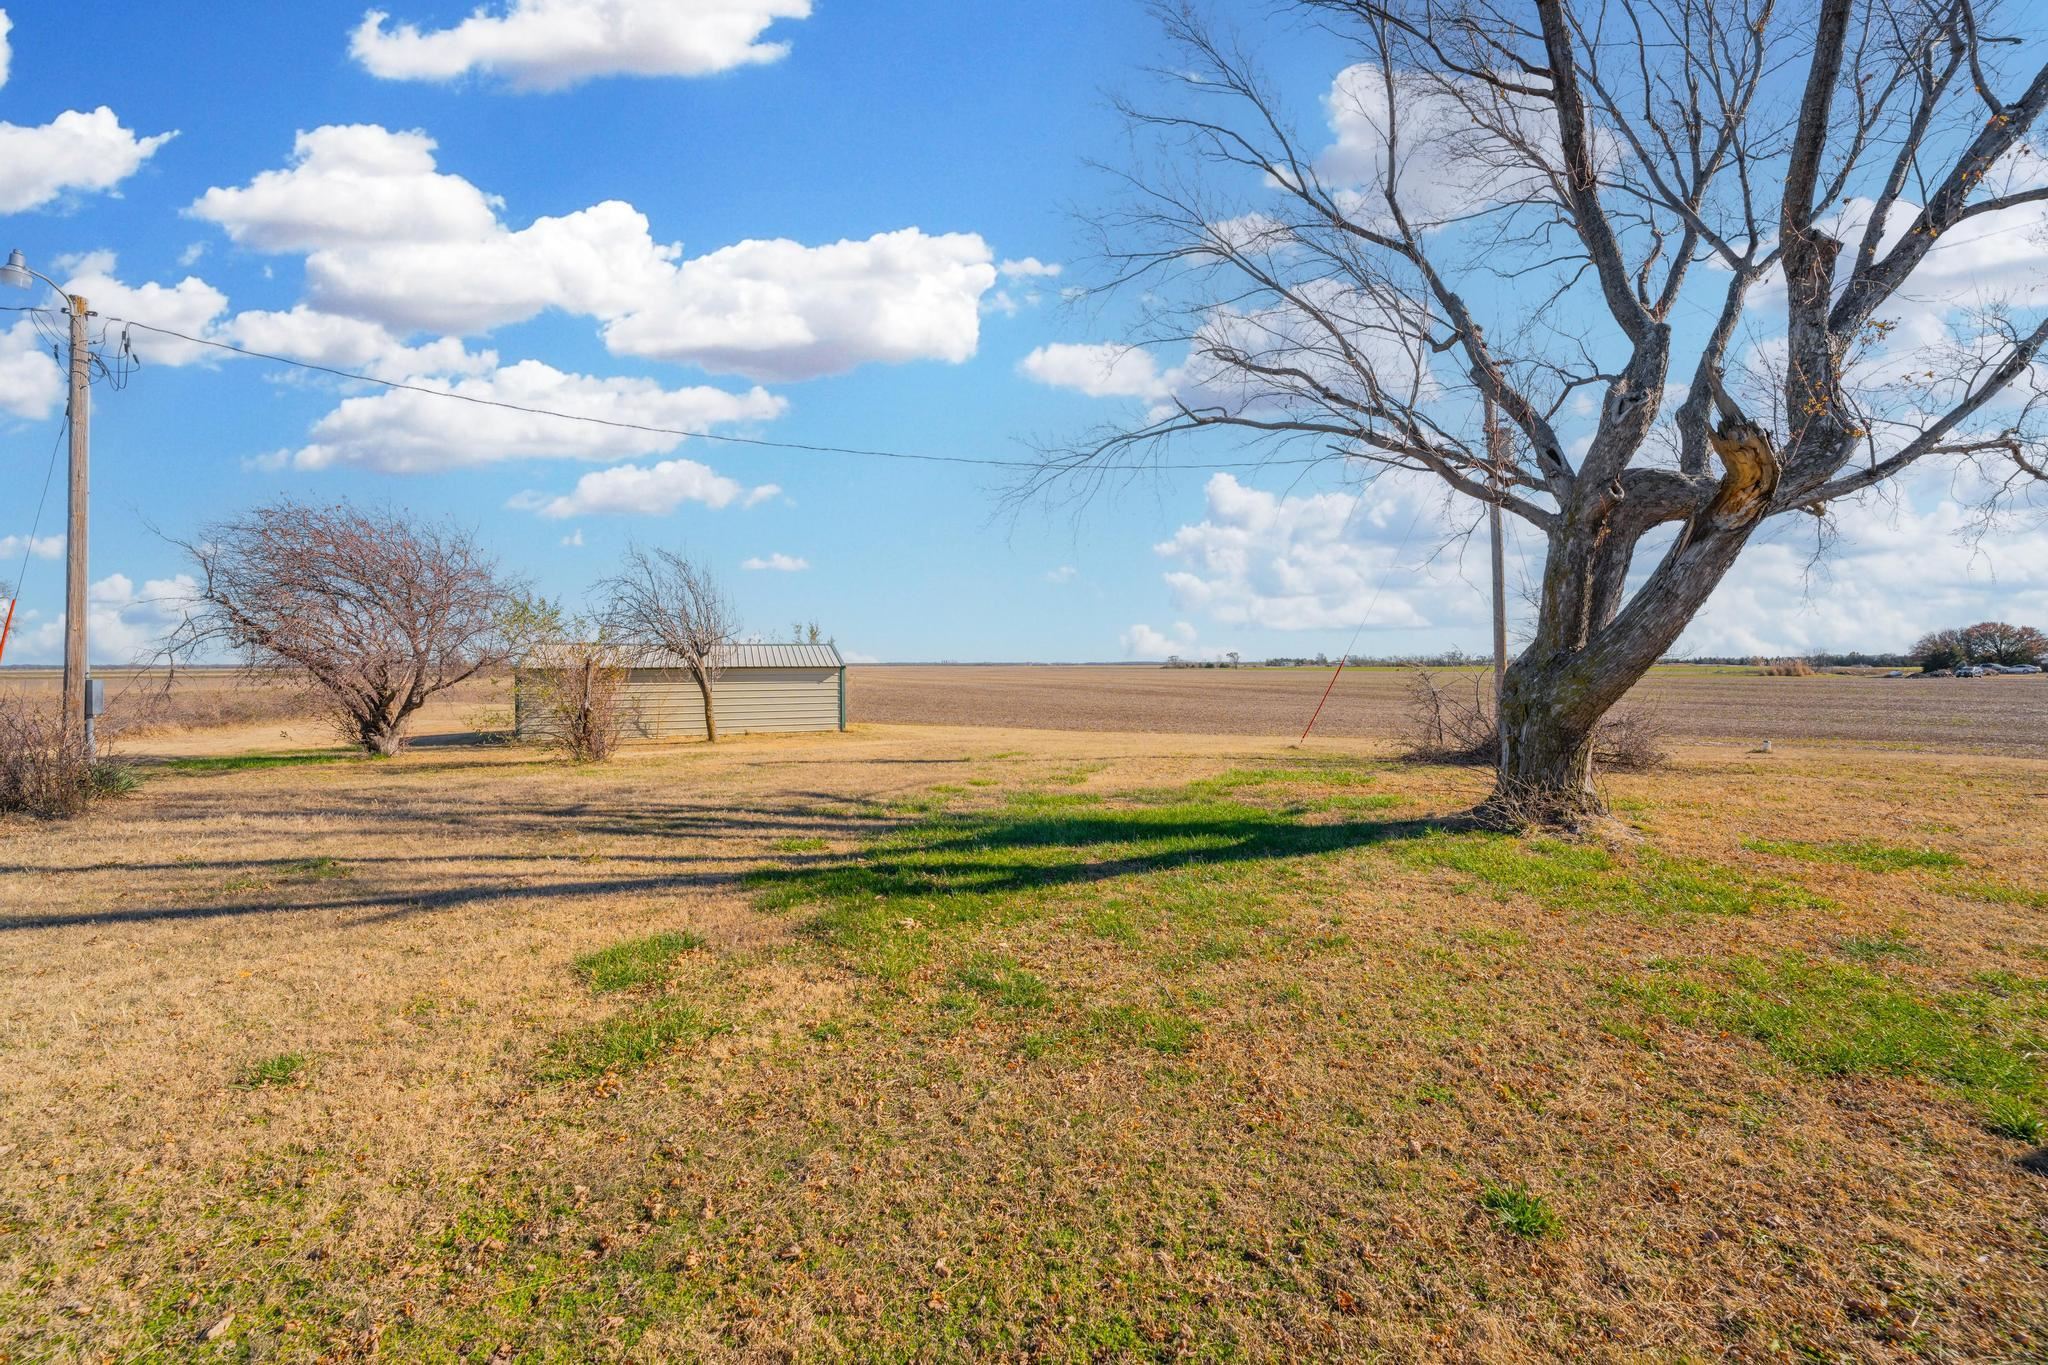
[508,597,637,763]
[0,695,134,819]
[1753,657,1815,677]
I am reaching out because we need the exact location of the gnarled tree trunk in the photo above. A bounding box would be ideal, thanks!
[1488,420,1778,823]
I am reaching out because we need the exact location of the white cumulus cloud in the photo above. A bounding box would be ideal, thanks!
[514,457,777,519]
[1018,342,1172,400]
[12,572,197,665]
[190,127,997,373]
[0,10,11,90]
[288,360,786,472]
[59,254,228,366]
[0,319,63,419]
[190,126,502,251]
[351,0,810,91]
[1121,621,1238,662]
[601,228,997,381]
[1153,473,1447,633]
[741,552,809,572]
[0,532,61,560]
[1678,466,2048,657]
[0,107,174,215]
[225,306,496,379]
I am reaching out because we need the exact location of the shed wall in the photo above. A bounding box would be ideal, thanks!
[517,666,843,740]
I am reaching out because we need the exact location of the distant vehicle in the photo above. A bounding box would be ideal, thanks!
[1955,665,1984,677]
[1884,669,1904,678]
[2007,664,2042,674]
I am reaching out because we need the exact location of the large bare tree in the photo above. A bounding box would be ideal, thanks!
[175,500,515,755]
[1040,0,2048,821]
[598,546,740,742]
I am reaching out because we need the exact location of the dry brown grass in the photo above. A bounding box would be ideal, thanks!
[3,705,2047,1361]
[0,668,507,742]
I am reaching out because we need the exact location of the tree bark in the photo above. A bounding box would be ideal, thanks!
[694,669,718,743]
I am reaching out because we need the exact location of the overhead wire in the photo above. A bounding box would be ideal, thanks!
[0,414,69,665]
[3,308,1350,476]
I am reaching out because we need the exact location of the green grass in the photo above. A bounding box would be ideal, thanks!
[1838,931,1920,963]
[1478,1183,1561,1238]
[164,750,359,774]
[572,932,704,994]
[1396,833,1824,918]
[1742,837,1964,873]
[951,956,1050,1010]
[1948,879,2048,910]
[1983,1094,2045,1143]
[746,787,1417,979]
[540,999,719,1080]
[770,835,831,853]
[1023,1002,1200,1059]
[235,1052,309,1088]
[1616,954,2048,1133]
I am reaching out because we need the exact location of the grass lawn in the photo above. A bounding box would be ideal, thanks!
[2,725,2046,1361]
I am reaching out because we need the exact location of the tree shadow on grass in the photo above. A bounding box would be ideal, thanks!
[746,804,1465,921]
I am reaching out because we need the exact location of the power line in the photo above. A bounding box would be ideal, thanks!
[15,309,1342,476]
[0,415,68,664]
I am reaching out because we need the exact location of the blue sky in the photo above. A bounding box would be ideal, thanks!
[1,1,2043,665]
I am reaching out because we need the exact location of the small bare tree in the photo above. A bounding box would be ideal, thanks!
[174,500,515,756]
[506,597,636,762]
[598,546,739,743]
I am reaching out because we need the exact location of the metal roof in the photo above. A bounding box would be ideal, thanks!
[709,642,844,669]
[522,642,843,670]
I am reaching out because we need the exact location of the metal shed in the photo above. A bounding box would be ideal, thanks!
[515,642,846,741]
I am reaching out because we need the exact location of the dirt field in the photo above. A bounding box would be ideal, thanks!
[4,704,2047,1361]
[850,665,2048,757]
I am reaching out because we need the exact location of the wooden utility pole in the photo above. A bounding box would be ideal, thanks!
[1483,396,1509,772]
[63,293,90,756]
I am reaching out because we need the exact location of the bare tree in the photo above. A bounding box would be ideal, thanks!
[174,500,515,756]
[507,597,637,762]
[597,546,740,742]
[1038,0,2048,822]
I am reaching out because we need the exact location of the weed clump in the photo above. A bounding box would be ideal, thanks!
[0,695,135,819]
[236,1052,310,1088]
[1479,1183,1561,1238]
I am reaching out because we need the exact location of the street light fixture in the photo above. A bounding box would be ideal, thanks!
[2,248,96,756]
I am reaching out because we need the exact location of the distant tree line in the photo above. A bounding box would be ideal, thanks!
[1911,623,2048,671]
[1666,651,1917,668]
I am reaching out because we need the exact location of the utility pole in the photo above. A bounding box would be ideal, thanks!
[64,293,91,757]
[1483,396,1509,772]
[3,251,93,753]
